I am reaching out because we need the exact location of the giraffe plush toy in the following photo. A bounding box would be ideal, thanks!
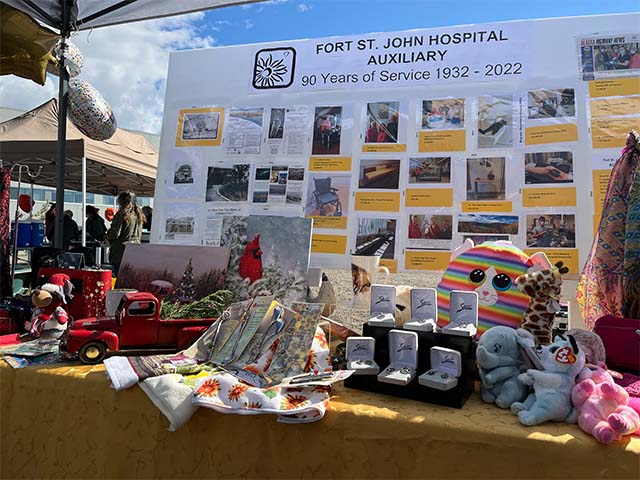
[516,261,569,346]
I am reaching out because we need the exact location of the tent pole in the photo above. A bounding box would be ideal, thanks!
[54,0,71,250]
[82,156,86,247]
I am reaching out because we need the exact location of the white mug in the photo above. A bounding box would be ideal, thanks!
[351,255,391,307]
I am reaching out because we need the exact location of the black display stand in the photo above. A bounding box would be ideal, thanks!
[344,324,476,408]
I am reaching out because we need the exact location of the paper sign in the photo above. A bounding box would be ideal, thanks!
[592,117,640,149]
[591,97,640,118]
[405,250,451,271]
[380,258,398,274]
[308,215,348,230]
[525,124,578,145]
[589,77,640,98]
[418,130,466,152]
[593,214,601,237]
[355,192,401,212]
[522,188,576,207]
[592,170,611,212]
[461,201,512,212]
[524,249,579,274]
[311,234,347,254]
[405,188,453,207]
[309,157,352,171]
[362,144,407,153]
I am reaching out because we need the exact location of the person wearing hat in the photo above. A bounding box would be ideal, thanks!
[85,205,107,242]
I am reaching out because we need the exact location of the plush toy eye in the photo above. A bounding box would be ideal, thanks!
[469,269,486,284]
[549,346,559,353]
[492,273,512,291]
[493,344,502,353]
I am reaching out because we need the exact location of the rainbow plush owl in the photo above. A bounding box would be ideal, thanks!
[437,240,540,337]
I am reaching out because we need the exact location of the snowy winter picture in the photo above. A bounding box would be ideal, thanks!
[115,244,231,301]
[220,215,312,305]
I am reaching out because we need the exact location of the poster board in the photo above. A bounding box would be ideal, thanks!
[151,14,640,275]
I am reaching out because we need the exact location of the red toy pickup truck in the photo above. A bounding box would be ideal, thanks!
[62,291,216,364]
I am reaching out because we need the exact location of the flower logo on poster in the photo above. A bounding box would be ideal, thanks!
[252,47,296,89]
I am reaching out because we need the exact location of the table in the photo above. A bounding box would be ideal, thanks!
[1,363,638,479]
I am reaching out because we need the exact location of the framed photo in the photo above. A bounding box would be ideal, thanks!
[175,107,224,147]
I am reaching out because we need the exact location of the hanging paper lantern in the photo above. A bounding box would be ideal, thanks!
[46,39,84,78]
[105,208,115,222]
[18,194,34,213]
[68,79,117,141]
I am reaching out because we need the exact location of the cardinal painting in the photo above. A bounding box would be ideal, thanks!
[239,234,263,284]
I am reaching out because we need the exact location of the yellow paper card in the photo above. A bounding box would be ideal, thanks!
[461,201,512,213]
[311,234,347,254]
[309,157,352,171]
[308,216,348,230]
[354,192,401,212]
[592,117,640,149]
[592,170,611,211]
[591,97,640,118]
[589,77,640,98]
[524,249,580,275]
[405,188,453,208]
[418,130,466,152]
[405,250,451,271]
[175,107,224,147]
[522,188,576,208]
[525,124,578,145]
[362,144,407,153]
[380,258,398,274]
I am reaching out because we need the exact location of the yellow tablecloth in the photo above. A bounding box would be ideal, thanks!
[1,362,639,479]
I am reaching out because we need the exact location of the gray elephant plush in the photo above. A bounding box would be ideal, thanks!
[476,327,536,408]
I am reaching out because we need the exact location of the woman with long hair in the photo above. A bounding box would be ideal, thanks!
[106,191,144,276]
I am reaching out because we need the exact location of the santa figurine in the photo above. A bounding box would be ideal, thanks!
[24,273,74,340]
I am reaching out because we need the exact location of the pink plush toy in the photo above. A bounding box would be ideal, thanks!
[571,363,640,444]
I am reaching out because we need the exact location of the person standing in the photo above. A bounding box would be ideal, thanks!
[142,206,153,231]
[85,205,107,242]
[106,191,144,276]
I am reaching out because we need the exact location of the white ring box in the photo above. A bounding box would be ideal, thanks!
[419,346,462,391]
[404,288,437,332]
[367,285,396,328]
[377,329,418,386]
[442,290,478,337]
[346,337,379,375]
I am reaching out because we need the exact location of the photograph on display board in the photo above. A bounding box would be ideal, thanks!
[421,98,464,129]
[408,157,451,184]
[220,215,312,304]
[527,89,576,119]
[466,157,506,200]
[579,34,640,80]
[477,95,513,149]
[286,167,305,205]
[458,214,519,235]
[526,214,576,248]
[115,245,230,301]
[268,108,285,139]
[226,108,264,155]
[358,158,401,189]
[269,166,288,200]
[305,173,350,218]
[408,214,453,250]
[462,234,509,244]
[364,101,400,144]
[525,151,574,184]
[312,106,342,155]
[355,217,397,259]
[205,164,250,202]
[181,112,220,141]
[164,204,198,241]
[173,163,194,184]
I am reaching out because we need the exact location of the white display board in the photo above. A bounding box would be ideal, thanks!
[152,14,640,275]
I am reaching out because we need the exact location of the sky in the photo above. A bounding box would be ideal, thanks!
[0,0,637,134]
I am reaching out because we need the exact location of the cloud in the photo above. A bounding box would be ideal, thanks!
[0,12,214,134]
[245,19,255,29]
[297,3,312,12]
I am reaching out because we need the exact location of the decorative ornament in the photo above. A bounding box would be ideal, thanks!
[68,79,117,141]
[46,39,84,78]
[105,208,115,222]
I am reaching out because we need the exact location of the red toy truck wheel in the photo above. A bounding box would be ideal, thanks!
[79,341,107,364]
